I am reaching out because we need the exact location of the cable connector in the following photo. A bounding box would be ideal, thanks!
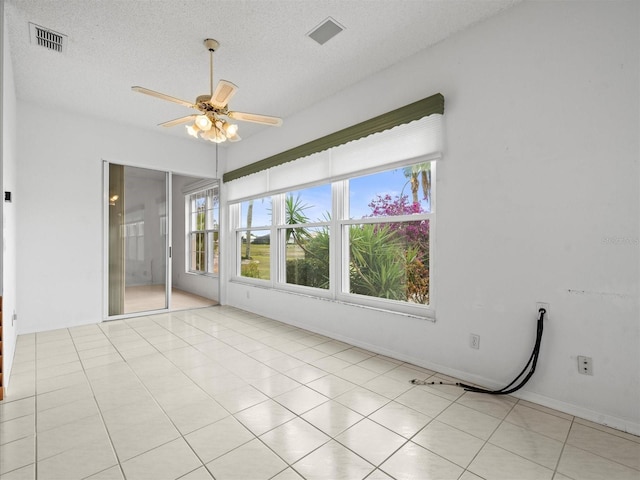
[410,379,457,386]
[536,302,550,320]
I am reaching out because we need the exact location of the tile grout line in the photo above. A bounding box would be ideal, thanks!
[491,403,640,476]
[457,394,620,479]
[174,311,327,479]
[109,309,326,478]
[220,315,393,477]
[34,332,40,480]
[4,324,477,479]
[143,309,394,478]
[160,309,473,479]
[558,424,640,475]
[448,392,519,479]
[13,308,640,480]
[145,310,313,478]
[551,415,577,480]
[68,325,128,480]
[0,339,36,476]
[97,318,216,478]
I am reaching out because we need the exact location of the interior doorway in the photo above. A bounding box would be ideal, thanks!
[105,163,219,319]
[170,174,220,310]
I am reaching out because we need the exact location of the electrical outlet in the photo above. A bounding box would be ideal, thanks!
[536,302,550,320]
[577,355,593,375]
[470,334,480,349]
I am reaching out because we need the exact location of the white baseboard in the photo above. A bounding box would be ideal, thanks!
[272,313,640,437]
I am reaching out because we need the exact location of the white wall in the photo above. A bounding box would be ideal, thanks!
[171,174,219,301]
[16,103,216,333]
[2,6,19,388]
[223,1,640,433]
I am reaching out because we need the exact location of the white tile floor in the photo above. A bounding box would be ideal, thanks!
[1,306,639,480]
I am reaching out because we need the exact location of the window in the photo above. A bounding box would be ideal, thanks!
[226,104,443,318]
[237,197,272,280]
[230,160,434,316]
[278,185,332,290]
[187,186,219,275]
[343,164,431,306]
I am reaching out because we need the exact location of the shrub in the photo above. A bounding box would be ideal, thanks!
[241,262,260,278]
[286,259,323,288]
[349,224,406,300]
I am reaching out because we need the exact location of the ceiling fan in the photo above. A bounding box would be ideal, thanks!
[132,38,282,143]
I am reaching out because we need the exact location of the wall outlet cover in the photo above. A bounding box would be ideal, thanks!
[577,355,593,375]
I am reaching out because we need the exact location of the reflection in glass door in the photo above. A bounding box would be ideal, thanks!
[108,164,169,316]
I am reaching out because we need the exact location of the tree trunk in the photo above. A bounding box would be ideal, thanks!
[421,169,430,203]
[411,173,419,204]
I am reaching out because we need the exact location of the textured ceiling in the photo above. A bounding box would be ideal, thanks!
[5,0,521,143]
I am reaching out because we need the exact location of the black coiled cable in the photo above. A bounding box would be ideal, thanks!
[455,307,546,395]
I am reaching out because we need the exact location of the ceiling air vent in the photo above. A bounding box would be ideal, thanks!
[29,23,67,53]
[307,17,344,45]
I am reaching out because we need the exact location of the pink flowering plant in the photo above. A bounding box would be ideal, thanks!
[358,193,430,304]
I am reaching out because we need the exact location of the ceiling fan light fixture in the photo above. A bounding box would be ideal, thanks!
[195,115,212,131]
[188,116,239,143]
[223,121,238,137]
[199,124,226,143]
[215,126,227,143]
[210,130,226,144]
[186,124,200,138]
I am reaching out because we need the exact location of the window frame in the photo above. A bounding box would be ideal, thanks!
[275,186,333,296]
[186,185,220,277]
[231,196,274,284]
[229,160,436,319]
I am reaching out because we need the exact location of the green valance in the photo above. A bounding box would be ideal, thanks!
[223,93,444,183]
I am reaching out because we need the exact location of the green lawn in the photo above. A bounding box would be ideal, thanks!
[243,244,270,279]
[243,243,306,280]
[286,244,305,259]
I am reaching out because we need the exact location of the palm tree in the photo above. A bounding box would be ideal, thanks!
[244,199,253,259]
[403,163,431,205]
[285,194,311,244]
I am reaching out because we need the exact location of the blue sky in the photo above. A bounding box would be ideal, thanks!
[242,166,426,227]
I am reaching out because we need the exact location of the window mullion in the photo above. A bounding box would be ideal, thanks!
[272,193,284,286]
[332,180,347,299]
[339,213,430,227]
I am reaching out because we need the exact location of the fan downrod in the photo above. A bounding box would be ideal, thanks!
[204,38,219,52]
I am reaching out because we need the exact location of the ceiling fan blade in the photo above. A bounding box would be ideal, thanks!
[158,115,197,128]
[131,86,195,109]
[228,111,283,126]
[210,80,238,108]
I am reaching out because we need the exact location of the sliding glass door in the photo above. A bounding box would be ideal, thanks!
[107,164,169,316]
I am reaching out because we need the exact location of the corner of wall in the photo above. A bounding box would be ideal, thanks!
[2,1,19,391]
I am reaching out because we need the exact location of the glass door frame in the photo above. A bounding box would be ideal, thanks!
[102,160,173,321]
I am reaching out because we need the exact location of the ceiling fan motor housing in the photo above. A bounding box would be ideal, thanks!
[204,38,219,52]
